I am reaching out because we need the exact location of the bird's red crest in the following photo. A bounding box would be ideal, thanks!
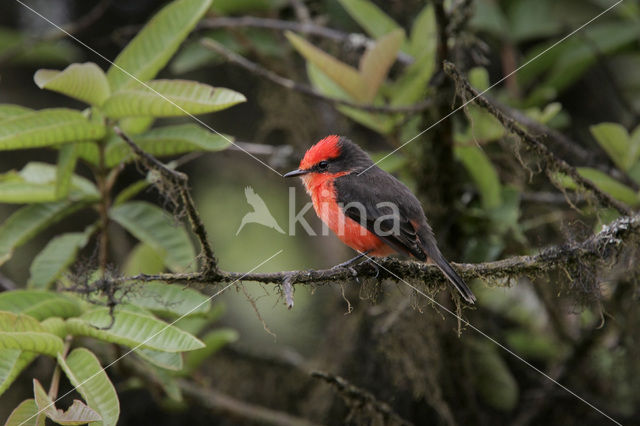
[299,135,341,170]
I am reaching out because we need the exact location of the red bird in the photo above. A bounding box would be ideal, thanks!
[285,135,476,304]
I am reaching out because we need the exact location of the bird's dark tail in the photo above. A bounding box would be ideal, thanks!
[421,234,476,304]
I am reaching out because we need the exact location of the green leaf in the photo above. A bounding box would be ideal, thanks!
[468,338,518,411]
[65,308,205,352]
[113,180,151,207]
[506,0,564,42]
[359,29,404,102]
[182,329,238,375]
[125,282,211,317]
[174,303,225,336]
[0,312,64,356]
[556,168,640,207]
[4,399,44,426]
[286,32,366,102]
[409,4,436,58]
[338,0,402,40]
[454,105,505,145]
[0,108,106,151]
[590,122,640,172]
[123,243,165,275]
[306,63,394,134]
[40,317,68,338]
[521,22,640,93]
[288,29,402,104]
[0,290,82,320]
[0,349,37,397]
[34,62,111,106]
[102,79,245,118]
[0,201,83,265]
[629,159,640,186]
[524,102,562,124]
[109,201,196,273]
[56,143,78,198]
[390,50,435,106]
[469,67,490,91]
[106,0,213,92]
[210,0,285,14]
[117,116,155,135]
[29,231,92,289]
[0,161,99,203]
[0,26,79,66]
[577,168,640,207]
[34,378,102,425]
[0,104,32,120]
[455,144,502,209]
[388,5,436,106]
[102,124,232,167]
[136,348,183,371]
[505,330,564,361]
[57,348,120,426]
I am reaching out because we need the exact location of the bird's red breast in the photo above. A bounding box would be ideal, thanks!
[302,170,395,256]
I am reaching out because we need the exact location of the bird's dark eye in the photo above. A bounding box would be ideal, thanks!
[318,160,329,170]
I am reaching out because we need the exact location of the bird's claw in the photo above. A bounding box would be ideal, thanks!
[371,262,380,278]
[347,266,358,277]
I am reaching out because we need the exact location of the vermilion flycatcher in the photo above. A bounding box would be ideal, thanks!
[285,135,476,304]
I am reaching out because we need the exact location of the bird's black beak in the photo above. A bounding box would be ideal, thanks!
[284,169,309,178]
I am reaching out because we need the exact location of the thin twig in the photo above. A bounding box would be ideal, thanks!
[495,100,640,190]
[47,336,72,401]
[444,61,635,216]
[493,100,593,164]
[200,38,433,114]
[200,16,414,65]
[312,371,414,426]
[178,379,323,426]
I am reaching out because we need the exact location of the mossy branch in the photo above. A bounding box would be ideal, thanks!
[121,214,639,295]
[443,61,634,216]
[113,127,217,273]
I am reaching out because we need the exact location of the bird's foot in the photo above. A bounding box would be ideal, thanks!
[361,258,380,278]
[331,250,372,270]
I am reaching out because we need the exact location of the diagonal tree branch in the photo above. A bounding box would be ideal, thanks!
[443,61,634,216]
[113,127,217,273]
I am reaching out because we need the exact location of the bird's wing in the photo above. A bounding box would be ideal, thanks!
[334,169,427,261]
[245,187,268,210]
[335,168,476,303]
